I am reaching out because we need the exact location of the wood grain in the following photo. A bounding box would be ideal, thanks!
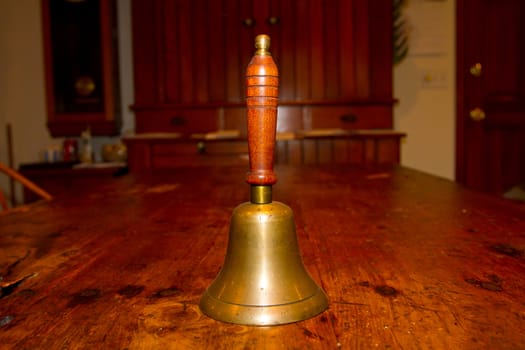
[1,164,524,348]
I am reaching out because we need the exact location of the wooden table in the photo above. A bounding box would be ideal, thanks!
[1,164,524,349]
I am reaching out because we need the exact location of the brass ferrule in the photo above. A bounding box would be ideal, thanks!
[250,185,272,204]
[255,34,271,56]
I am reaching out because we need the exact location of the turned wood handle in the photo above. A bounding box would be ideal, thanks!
[245,34,279,186]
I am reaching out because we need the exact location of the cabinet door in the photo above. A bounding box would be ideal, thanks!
[153,0,249,105]
[266,0,392,103]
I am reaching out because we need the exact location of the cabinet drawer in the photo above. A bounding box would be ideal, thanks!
[152,143,198,155]
[135,109,219,135]
[151,141,248,156]
[308,106,392,130]
[148,140,249,168]
[221,106,304,137]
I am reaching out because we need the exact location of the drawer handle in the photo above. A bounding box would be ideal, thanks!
[267,16,280,26]
[197,141,206,154]
[243,18,256,27]
[170,116,186,126]
[340,114,358,123]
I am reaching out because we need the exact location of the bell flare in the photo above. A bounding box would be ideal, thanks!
[199,201,329,325]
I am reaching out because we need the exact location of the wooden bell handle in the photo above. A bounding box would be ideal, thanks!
[245,34,279,186]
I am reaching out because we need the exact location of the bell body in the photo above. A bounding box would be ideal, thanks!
[199,201,328,325]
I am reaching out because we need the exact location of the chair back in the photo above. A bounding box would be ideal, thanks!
[0,162,52,212]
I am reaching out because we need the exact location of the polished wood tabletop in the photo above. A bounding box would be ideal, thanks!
[1,164,524,349]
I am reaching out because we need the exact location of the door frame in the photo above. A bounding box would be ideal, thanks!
[455,0,467,185]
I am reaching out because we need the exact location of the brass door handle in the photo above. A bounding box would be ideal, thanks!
[469,108,486,121]
[470,63,482,77]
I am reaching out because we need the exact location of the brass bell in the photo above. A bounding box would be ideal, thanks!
[199,35,328,326]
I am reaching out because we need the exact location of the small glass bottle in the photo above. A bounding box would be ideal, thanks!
[79,128,93,163]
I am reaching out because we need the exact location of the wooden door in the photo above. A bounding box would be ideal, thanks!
[456,0,525,194]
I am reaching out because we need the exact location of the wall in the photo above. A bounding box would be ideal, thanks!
[0,1,49,204]
[0,0,456,205]
[394,0,456,180]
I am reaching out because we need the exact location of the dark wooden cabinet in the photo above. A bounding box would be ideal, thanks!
[42,0,121,137]
[125,0,398,171]
[129,0,398,170]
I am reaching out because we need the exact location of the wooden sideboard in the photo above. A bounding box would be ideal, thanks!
[123,130,405,172]
[129,1,400,170]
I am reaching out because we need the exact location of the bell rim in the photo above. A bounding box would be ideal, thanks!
[199,287,329,326]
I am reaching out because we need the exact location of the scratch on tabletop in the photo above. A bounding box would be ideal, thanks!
[0,272,38,299]
[146,184,180,194]
[366,173,391,180]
